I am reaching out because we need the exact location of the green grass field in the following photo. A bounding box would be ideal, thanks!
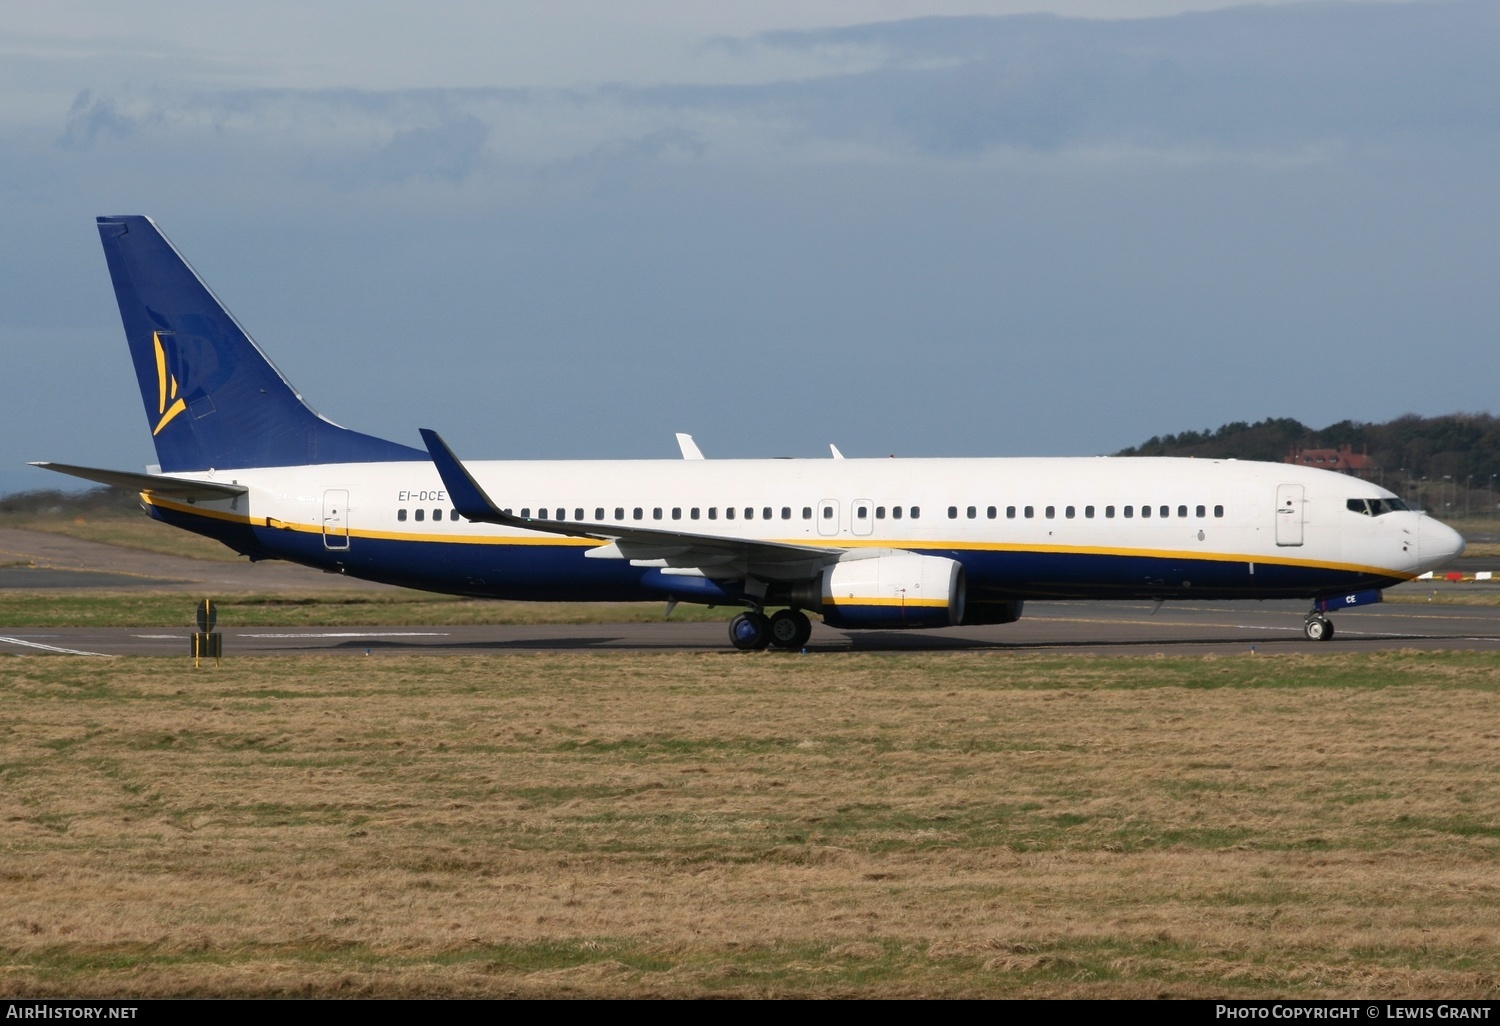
[2,650,1497,997]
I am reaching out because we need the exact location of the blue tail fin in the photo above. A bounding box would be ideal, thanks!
[97,216,426,472]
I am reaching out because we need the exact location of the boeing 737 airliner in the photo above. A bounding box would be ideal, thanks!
[34,216,1465,649]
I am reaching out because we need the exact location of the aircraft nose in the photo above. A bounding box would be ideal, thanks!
[1419,516,1466,570]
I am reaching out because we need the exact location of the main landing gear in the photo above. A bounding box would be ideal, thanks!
[1303,613,1335,642]
[729,608,813,651]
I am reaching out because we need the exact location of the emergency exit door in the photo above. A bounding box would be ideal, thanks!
[323,489,350,550]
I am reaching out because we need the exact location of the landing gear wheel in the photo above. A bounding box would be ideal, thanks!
[1304,615,1334,642]
[728,611,771,651]
[768,609,813,650]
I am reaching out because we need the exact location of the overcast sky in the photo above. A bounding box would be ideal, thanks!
[3,0,1496,495]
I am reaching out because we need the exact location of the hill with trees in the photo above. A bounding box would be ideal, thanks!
[1116,413,1500,515]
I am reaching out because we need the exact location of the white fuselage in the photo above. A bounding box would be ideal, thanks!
[146,455,1463,608]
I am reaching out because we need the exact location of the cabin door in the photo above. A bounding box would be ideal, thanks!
[1275,484,1304,546]
[323,489,350,550]
[850,498,874,537]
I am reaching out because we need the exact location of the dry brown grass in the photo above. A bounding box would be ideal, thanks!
[2,650,1498,998]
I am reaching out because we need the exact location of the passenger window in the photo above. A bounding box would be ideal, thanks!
[614,507,625,520]
[948,506,958,519]
[653,508,663,520]
[415,508,425,522]
[1065,506,1075,519]
[709,507,718,520]
[803,507,813,520]
[726,508,736,520]
[633,507,643,520]
[397,509,407,522]
[672,507,681,520]
[1123,506,1133,518]
[575,508,584,520]
[1045,506,1056,519]
[744,507,753,520]
[855,506,867,520]
[822,506,832,519]
[781,507,791,520]
[1084,505,1094,518]
[1006,506,1016,519]
[987,506,997,519]
[433,509,443,521]
[1214,505,1224,518]
[763,507,773,520]
[876,506,886,519]
[1141,506,1150,519]
[966,506,976,519]
[595,507,605,520]
[1177,505,1187,518]
[451,509,460,521]
[1024,506,1034,518]
[1105,505,1115,518]
[1195,505,1205,518]
[520,508,529,518]
[1160,506,1169,518]
[910,506,920,519]
[892,507,903,520]
[691,508,700,520]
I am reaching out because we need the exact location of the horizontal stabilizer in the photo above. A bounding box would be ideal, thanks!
[29,462,248,500]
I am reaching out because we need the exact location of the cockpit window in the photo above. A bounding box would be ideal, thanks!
[1348,497,1411,517]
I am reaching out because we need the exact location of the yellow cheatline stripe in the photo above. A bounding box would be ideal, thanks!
[830,536,1412,580]
[829,596,950,608]
[152,398,187,435]
[139,496,1415,577]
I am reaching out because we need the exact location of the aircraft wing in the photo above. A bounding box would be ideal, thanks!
[29,462,248,500]
[420,430,844,578]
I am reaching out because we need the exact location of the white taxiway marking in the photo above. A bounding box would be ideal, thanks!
[0,636,113,657]
[236,632,451,639]
[135,634,187,639]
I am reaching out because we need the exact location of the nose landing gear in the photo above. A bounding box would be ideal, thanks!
[1303,613,1334,642]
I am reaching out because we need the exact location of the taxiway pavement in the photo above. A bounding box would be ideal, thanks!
[6,597,1500,657]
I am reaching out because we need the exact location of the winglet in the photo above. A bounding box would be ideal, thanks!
[419,429,508,525]
[830,444,845,460]
[676,433,705,460]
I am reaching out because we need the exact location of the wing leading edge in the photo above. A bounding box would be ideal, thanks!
[419,429,845,579]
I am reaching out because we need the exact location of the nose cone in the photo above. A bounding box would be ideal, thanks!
[1419,516,1466,572]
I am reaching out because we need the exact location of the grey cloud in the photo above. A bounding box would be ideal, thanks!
[656,1,1500,155]
[315,113,491,188]
[56,90,137,149]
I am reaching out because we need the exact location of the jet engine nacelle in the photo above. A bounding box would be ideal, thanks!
[815,553,966,630]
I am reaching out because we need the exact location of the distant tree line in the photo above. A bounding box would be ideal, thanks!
[1116,413,1500,510]
[0,486,137,516]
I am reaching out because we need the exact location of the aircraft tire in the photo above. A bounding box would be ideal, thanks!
[768,609,812,650]
[1304,616,1334,642]
[729,611,771,651]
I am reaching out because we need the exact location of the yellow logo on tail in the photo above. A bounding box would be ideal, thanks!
[152,331,186,435]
